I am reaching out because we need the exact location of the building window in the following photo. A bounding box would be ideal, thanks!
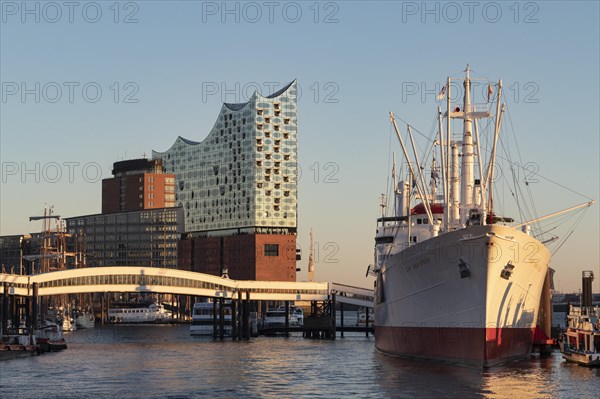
[265,244,279,257]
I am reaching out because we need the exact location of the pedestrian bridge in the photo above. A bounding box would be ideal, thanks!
[0,267,372,306]
[0,267,330,302]
[330,283,375,308]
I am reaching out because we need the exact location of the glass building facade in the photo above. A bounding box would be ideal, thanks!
[152,81,298,235]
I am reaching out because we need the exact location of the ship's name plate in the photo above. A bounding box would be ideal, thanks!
[405,257,431,272]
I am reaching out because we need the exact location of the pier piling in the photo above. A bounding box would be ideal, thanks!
[237,291,243,340]
[2,282,8,334]
[231,299,237,340]
[243,291,250,340]
[32,283,39,331]
[331,294,336,340]
[365,307,370,337]
[340,302,344,338]
[212,300,218,338]
[285,301,290,336]
[219,298,225,339]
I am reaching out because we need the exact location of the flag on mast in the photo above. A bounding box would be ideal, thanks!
[437,84,446,100]
[487,83,493,103]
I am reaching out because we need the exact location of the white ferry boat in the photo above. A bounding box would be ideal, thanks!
[263,307,299,328]
[108,302,172,323]
[190,302,232,336]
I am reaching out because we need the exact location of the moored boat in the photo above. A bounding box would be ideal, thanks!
[263,307,299,329]
[190,301,232,336]
[558,305,600,366]
[75,311,96,329]
[35,319,67,352]
[108,301,172,323]
[558,271,600,366]
[356,307,374,326]
[372,66,594,367]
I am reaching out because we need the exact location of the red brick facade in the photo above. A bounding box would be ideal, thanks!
[178,234,296,281]
[102,173,175,213]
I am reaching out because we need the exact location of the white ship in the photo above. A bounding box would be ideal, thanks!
[373,66,594,367]
[75,311,96,329]
[108,302,172,323]
[190,301,232,336]
[263,307,300,328]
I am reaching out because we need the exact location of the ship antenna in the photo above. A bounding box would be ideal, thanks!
[380,193,386,218]
[392,152,397,217]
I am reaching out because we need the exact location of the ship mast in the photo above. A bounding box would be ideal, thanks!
[446,65,494,227]
[460,65,475,225]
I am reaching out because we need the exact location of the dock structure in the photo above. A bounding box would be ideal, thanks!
[330,283,375,337]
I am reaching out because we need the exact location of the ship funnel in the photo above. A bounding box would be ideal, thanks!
[582,270,594,307]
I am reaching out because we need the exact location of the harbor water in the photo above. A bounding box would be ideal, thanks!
[1,324,599,399]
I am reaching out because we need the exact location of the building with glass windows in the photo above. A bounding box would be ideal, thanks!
[152,81,298,281]
[61,158,182,269]
[65,207,183,268]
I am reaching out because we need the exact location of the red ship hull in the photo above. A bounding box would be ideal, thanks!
[375,326,535,367]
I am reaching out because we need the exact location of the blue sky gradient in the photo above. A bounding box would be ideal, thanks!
[1,1,598,291]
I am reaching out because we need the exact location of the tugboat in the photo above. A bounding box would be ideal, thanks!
[558,271,600,366]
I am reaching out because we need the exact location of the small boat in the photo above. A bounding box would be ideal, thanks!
[190,301,232,336]
[0,334,40,360]
[263,307,299,329]
[356,308,374,326]
[293,307,304,326]
[61,315,77,332]
[108,301,172,323]
[35,319,67,352]
[558,305,600,366]
[75,311,96,329]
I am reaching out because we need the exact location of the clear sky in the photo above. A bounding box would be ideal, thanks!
[1,1,598,292]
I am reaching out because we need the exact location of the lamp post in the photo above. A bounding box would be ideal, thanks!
[19,236,23,275]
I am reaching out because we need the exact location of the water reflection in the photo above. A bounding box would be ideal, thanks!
[1,326,598,399]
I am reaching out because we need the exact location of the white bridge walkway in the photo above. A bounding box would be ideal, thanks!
[0,267,373,307]
[330,283,375,308]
